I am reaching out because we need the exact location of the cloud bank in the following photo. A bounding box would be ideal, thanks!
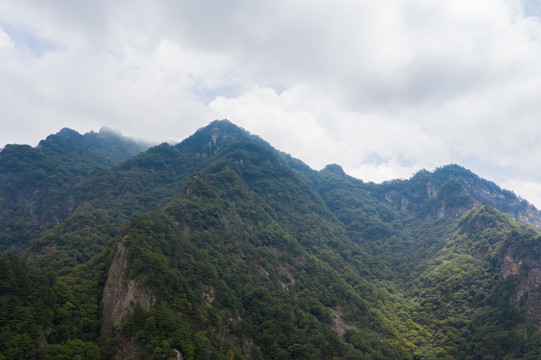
[1,0,541,206]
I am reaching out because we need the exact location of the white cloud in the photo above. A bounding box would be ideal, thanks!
[210,86,332,166]
[2,0,541,207]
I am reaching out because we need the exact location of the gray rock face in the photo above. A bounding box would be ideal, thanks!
[101,239,155,336]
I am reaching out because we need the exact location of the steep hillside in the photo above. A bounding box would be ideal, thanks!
[0,128,149,251]
[27,121,315,271]
[408,206,541,358]
[98,141,422,359]
[366,164,541,227]
[26,122,275,270]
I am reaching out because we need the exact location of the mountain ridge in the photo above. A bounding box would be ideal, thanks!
[0,127,149,252]
[2,120,541,359]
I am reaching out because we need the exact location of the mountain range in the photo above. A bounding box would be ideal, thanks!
[2,120,541,359]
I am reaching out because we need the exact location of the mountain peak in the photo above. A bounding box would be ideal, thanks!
[375,163,541,227]
[57,127,81,136]
[98,126,121,136]
[38,128,83,149]
[177,119,272,158]
[321,164,347,177]
[207,118,235,128]
[196,119,245,138]
[433,163,476,178]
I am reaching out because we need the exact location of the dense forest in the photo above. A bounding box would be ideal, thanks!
[2,120,541,359]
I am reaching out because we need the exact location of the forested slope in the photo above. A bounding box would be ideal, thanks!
[2,120,541,359]
[0,127,149,252]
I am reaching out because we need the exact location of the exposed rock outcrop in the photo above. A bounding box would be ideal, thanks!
[101,239,155,336]
[504,249,541,326]
[517,268,541,326]
[172,349,183,360]
[502,253,522,279]
[331,306,357,337]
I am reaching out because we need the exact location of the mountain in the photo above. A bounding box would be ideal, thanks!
[366,164,541,227]
[0,127,150,252]
[2,120,541,359]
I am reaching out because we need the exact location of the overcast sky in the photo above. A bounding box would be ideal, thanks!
[2,0,541,207]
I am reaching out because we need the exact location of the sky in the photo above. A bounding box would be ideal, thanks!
[2,0,541,207]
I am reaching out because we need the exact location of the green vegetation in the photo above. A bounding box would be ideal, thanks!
[0,127,148,252]
[2,120,541,358]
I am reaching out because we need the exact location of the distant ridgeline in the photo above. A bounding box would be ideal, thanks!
[2,120,541,359]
